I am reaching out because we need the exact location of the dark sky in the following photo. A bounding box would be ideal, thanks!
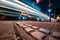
[31,0,60,10]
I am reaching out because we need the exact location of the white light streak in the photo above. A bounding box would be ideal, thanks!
[0,0,55,21]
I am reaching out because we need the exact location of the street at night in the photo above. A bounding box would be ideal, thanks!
[0,0,60,40]
[0,21,60,40]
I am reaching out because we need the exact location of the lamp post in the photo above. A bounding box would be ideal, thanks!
[48,9,52,22]
[48,0,52,22]
[53,10,58,20]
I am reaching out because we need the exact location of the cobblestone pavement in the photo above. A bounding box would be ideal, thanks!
[0,21,17,40]
[0,21,60,40]
[15,21,60,40]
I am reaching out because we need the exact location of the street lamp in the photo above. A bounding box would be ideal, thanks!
[48,9,52,16]
[48,9,52,22]
[48,9,51,13]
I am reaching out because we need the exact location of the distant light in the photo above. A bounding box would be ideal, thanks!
[23,17,25,20]
[22,16,27,20]
[57,16,60,20]
[36,17,40,21]
[48,9,51,12]
[36,0,42,4]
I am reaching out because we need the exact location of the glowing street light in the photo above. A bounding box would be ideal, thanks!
[48,9,51,13]
[48,9,52,22]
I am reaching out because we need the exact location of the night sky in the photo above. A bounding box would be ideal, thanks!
[31,0,60,10]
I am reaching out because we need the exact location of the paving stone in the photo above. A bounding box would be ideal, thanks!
[39,28,50,34]
[0,34,13,38]
[20,24,24,26]
[17,37,20,39]
[49,37,59,40]
[31,31,46,40]
[52,32,60,38]
[24,27,33,32]
[25,24,29,26]
[22,26,28,28]
[32,26,39,29]
[0,21,16,40]
[16,22,24,26]
[28,25,32,26]
[16,22,21,25]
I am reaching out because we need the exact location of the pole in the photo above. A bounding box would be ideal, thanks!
[49,12,51,22]
[48,0,52,22]
[54,11,55,19]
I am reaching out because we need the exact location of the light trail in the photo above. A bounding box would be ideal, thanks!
[0,0,56,21]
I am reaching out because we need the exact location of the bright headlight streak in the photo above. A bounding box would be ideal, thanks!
[0,2,32,15]
[5,0,38,13]
[0,0,51,20]
[0,0,39,15]
[0,0,46,14]
[0,2,41,15]
[8,0,40,15]
[0,5,38,17]
[0,1,23,12]
[12,0,42,16]
[0,0,38,14]
[39,12,49,19]
[14,0,40,13]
